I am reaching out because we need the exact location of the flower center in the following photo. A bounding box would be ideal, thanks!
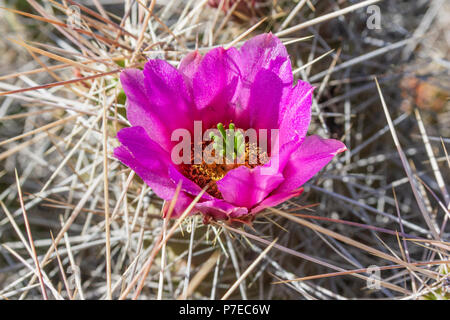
[180,123,269,198]
[210,122,245,160]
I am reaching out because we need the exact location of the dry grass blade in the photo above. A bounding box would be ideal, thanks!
[178,250,221,299]
[271,208,437,279]
[216,222,410,294]
[0,114,79,147]
[293,49,334,75]
[221,238,277,300]
[0,68,123,97]
[375,78,441,240]
[276,0,381,37]
[14,169,48,300]
[102,95,112,300]
[272,259,450,284]
[1,0,447,301]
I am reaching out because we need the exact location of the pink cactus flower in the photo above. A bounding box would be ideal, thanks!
[114,33,346,224]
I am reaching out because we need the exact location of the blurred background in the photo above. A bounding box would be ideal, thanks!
[0,0,449,300]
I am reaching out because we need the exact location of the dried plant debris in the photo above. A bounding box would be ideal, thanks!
[0,0,449,300]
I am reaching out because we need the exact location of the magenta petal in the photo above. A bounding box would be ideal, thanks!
[168,165,214,200]
[237,34,293,128]
[276,135,347,193]
[143,59,196,132]
[192,47,241,127]
[216,166,284,208]
[179,51,203,86]
[215,141,294,209]
[196,199,248,220]
[240,33,292,84]
[120,69,172,150]
[244,69,284,130]
[114,126,175,200]
[278,81,314,146]
[251,188,303,214]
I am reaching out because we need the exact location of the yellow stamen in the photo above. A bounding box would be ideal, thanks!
[180,141,269,198]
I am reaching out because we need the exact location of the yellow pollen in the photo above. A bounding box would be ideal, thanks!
[180,142,269,198]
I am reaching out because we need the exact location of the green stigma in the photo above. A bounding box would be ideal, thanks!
[210,122,245,160]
